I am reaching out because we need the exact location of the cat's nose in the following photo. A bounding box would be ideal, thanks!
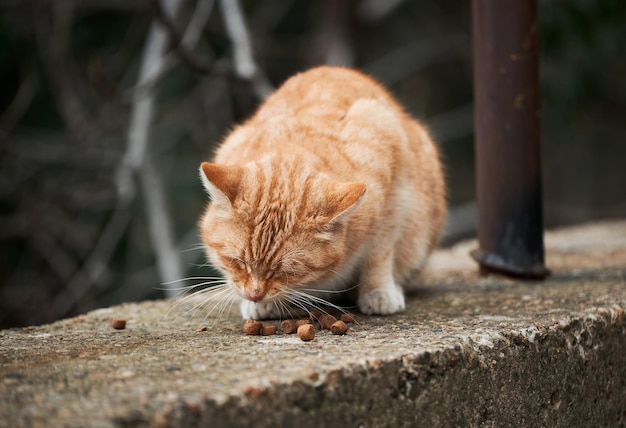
[245,287,267,302]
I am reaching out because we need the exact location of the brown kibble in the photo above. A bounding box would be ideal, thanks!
[197,326,208,332]
[297,324,316,341]
[330,320,348,335]
[262,325,277,336]
[280,319,296,334]
[295,319,312,328]
[310,310,323,321]
[242,319,263,335]
[111,319,126,330]
[340,313,355,323]
[318,314,337,330]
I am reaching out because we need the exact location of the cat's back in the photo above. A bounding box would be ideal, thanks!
[254,66,401,121]
[214,67,409,165]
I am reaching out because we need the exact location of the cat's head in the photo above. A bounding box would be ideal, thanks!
[198,160,366,304]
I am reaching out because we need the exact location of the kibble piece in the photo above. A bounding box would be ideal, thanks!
[310,310,323,321]
[330,320,348,335]
[295,319,312,328]
[280,319,296,334]
[262,325,277,336]
[297,324,316,341]
[318,314,337,330]
[111,319,127,330]
[242,319,263,335]
[340,313,355,324]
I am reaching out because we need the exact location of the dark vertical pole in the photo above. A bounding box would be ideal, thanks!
[471,0,549,278]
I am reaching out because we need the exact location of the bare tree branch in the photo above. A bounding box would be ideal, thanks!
[0,67,38,140]
[118,0,186,297]
[125,0,216,101]
[32,0,100,144]
[312,0,354,67]
[30,234,79,283]
[51,201,132,316]
[149,0,216,74]
[117,7,175,198]
[140,159,183,294]
[218,0,273,99]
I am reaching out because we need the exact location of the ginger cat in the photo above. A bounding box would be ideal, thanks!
[198,66,445,319]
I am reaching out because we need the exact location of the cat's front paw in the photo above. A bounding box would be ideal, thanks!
[358,286,405,315]
[240,299,280,320]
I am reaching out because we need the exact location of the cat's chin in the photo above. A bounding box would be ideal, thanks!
[240,299,282,320]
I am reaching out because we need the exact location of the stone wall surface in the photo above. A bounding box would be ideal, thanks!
[1,220,625,427]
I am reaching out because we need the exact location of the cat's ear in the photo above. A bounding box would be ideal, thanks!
[325,181,367,222]
[199,162,243,208]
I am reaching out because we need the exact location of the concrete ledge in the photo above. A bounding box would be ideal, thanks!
[1,220,626,427]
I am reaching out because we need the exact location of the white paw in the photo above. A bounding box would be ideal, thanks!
[239,299,280,320]
[358,286,406,315]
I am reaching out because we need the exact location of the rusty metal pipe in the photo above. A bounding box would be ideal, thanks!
[470,0,549,278]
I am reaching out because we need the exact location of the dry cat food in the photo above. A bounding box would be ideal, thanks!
[242,319,263,335]
[262,325,277,336]
[295,319,312,328]
[340,313,355,324]
[318,314,337,330]
[297,324,316,341]
[310,311,323,321]
[242,320,277,336]
[330,320,348,335]
[280,319,296,334]
[242,309,356,341]
[111,319,127,330]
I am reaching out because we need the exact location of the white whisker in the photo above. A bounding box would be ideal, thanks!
[282,295,314,319]
[183,285,236,326]
[162,279,237,325]
[188,262,214,268]
[282,288,350,317]
[181,244,207,253]
[156,279,228,293]
[163,285,218,318]
[298,282,359,294]
[161,276,225,285]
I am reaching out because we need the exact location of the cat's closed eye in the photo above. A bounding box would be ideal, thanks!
[222,256,249,274]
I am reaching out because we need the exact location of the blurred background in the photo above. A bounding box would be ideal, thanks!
[1,0,624,328]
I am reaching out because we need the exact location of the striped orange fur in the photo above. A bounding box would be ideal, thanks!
[199,66,446,318]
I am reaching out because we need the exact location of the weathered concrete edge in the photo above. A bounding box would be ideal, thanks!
[134,306,626,428]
